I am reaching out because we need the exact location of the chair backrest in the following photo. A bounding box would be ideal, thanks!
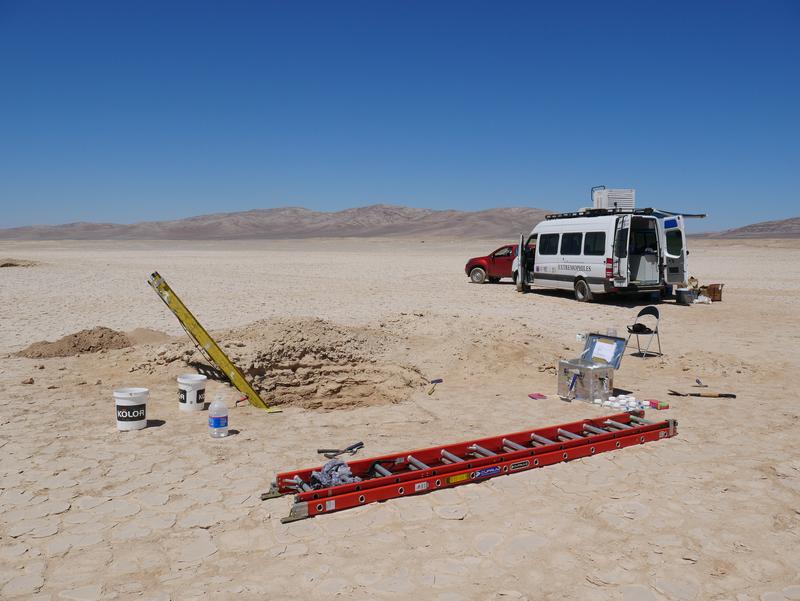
[637,305,660,321]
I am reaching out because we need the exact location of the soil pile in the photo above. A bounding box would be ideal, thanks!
[18,326,133,358]
[1,258,38,267]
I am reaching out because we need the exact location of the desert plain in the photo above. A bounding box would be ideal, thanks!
[1,236,799,600]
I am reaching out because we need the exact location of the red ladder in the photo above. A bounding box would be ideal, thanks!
[262,411,677,522]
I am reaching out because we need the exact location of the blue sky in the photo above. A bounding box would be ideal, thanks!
[0,1,798,231]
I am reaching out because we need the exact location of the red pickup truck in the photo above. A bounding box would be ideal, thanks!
[465,243,533,284]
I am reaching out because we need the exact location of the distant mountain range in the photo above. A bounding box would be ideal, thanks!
[700,216,800,239]
[0,205,551,240]
[1,205,796,240]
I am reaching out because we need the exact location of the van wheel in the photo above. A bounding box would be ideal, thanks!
[574,279,593,302]
[470,267,487,284]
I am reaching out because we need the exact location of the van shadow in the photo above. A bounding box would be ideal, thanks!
[526,288,675,308]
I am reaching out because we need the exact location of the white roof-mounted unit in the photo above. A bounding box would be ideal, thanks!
[591,186,636,210]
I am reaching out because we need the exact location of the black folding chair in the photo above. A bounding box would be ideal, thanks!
[626,306,662,357]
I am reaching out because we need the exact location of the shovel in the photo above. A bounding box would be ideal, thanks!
[668,389,736,398]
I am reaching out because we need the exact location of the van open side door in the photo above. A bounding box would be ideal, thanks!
[660,215,687,284]
[613,215,631,287]
[515,233,526,292]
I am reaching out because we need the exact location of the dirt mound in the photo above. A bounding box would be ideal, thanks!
[126,327,172,345]
[1,258,38,267]
[18,326,133,358]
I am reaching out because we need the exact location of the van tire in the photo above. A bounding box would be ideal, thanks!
[574,279,593,302]
[470,267,487,284]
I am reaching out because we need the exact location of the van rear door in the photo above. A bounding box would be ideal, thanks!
[613,215,631,287]
[660,215,687,284]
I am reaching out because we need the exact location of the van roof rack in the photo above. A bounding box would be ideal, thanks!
[545,207,654,220]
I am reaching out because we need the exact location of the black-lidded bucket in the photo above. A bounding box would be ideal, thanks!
[676,288,695,306]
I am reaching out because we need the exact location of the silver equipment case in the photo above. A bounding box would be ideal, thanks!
[557,358,615,403]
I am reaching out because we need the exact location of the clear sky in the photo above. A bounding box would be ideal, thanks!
[1,1,798,231]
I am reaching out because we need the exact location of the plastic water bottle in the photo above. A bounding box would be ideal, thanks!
[209,394,229,438]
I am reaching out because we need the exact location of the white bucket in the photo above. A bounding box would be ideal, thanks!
[114,387,148,431]
[177,374,207,412]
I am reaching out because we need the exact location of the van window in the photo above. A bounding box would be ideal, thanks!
[666,230,683,256]
[615,228,628,259]
[584,232,605,256]
[560,233,582,255]
[538,234,559,255]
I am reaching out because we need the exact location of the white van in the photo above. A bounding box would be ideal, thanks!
[513,208,693,302]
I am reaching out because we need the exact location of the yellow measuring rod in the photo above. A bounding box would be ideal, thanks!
[147,271,277,412]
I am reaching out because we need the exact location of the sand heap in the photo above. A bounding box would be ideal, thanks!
[0,257,38,267]
[219,319,426,409]
[18,326,132,358]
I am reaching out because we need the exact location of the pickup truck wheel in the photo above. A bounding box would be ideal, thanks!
[574,279,593,302]
[470,267,487,284]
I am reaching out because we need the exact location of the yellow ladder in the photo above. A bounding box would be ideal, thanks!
[147,271,278,412]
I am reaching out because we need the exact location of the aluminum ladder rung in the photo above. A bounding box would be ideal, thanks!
[605,419,633,430]
[373,464,392,477]
[502,438,527,452]
[531,433,556,446]
[289,475,312,492]
[629,415,652,425]
[557,428,583,441]
[468,444,497,458]
[441,449,464,464]
[407,455,430,470]
[583,424,610,436]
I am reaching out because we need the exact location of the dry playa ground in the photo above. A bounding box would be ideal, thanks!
[0,237,799,601]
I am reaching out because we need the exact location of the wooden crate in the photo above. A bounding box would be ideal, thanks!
[706,283,724,301]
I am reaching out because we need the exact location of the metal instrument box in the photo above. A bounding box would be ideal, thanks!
[557,358,614,402]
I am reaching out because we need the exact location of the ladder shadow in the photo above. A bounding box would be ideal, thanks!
[188,361,227,382]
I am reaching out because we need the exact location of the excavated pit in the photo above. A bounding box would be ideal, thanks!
[186,319,427,410]
[235,319,425,409]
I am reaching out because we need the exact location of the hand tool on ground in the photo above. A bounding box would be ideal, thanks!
[668,389,736,398]
[694,378,708,388]
[316,441,364,459]
[527,393,547,400]
[261,411,677,522]
[148,272,278,412]
[427,378,443,395]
